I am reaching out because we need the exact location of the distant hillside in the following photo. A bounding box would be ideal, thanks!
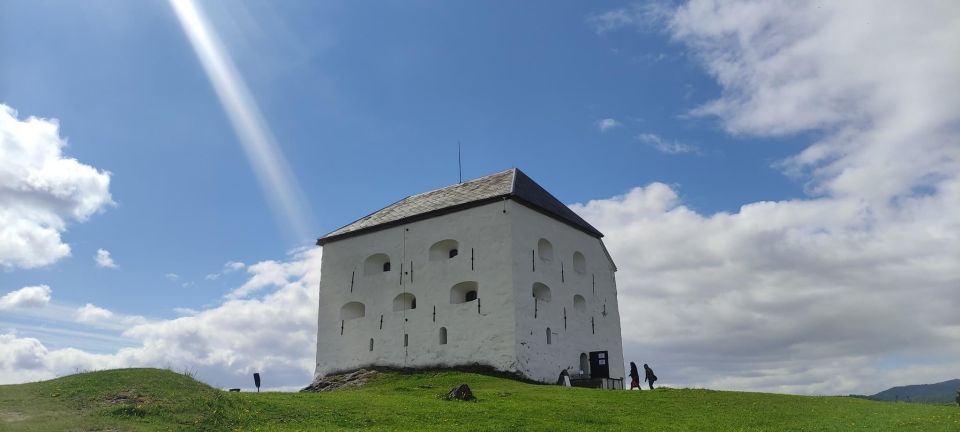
[870,379,960,404]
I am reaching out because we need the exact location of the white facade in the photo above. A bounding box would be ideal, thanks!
[314,196,624,383]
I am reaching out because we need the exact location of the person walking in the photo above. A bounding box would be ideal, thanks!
[643,364,657,390]
[629,362,641,390]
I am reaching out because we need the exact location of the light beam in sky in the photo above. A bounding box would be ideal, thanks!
[169,0,314,242]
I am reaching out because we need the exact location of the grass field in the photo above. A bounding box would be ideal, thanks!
[0,368,957,431]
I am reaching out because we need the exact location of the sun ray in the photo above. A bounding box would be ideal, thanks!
[169,0,314,242]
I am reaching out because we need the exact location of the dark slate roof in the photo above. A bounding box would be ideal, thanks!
[317,168,603,245]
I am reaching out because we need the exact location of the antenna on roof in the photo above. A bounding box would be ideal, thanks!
[458,141,463,183]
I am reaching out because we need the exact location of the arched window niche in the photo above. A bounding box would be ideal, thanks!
[439,327,448,345]
[537,238,554,261]
[573,295,586,313]
[573,251,586,274]
[579,353,590,375]
[429,239,460,261]
[363,253,391,275]
[532,282,552,302]
[546,328,552,345]
[450,281,479,304]
[392,293,417,311]
[340,302,365,320]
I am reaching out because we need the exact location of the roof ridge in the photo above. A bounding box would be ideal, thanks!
[402,168,515,201]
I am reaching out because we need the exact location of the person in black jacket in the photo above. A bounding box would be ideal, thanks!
[643,364,657,390]
[629,362,640,390]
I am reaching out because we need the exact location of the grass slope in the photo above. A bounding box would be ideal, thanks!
[1,368,958,431]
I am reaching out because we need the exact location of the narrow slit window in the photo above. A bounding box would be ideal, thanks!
[369,338,374,351]
[404,334,409,347]
[439,327,448,345]
[546,328,552,345]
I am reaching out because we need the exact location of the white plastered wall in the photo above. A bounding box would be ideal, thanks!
[314,198,625,383]
[315,200,518,378]
[508,201,626,383]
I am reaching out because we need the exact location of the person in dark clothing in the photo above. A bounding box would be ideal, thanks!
[629,362,641,390]
[643,364,657,390]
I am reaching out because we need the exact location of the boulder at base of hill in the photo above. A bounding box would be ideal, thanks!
[445,384,476,401]
[301,369,380,392]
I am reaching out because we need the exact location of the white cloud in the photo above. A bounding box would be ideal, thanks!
[587,3,670,34]
[165,273,180,281]
[74,303,114,322]
[572,181,960,394]
[576,0,960,394]
[667,0,960,202]
[0,248,322,388]
[75,303,146,329]
[0,285,52,309]
[0,105,113,269]
[0,332,132,383]
[596,118,622,132]
[636,133,702,155]
[228,252,308,299]
[173,307,199,316]
[205,261,246,281]
[224,261,245,272]
[94,248,117,268]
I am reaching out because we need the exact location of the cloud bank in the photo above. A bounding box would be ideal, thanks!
[571,0,960,394]
[0,104,113,269]
[0,248,321,388]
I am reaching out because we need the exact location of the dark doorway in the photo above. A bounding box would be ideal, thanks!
[589,351,610,379]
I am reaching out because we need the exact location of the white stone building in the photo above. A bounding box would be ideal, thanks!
[314,168,625,384]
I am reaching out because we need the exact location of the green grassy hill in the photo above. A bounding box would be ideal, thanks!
[1,368,957,431]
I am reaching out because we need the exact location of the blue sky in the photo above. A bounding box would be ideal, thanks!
[4,1,801,319]
[2,1,958,393]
